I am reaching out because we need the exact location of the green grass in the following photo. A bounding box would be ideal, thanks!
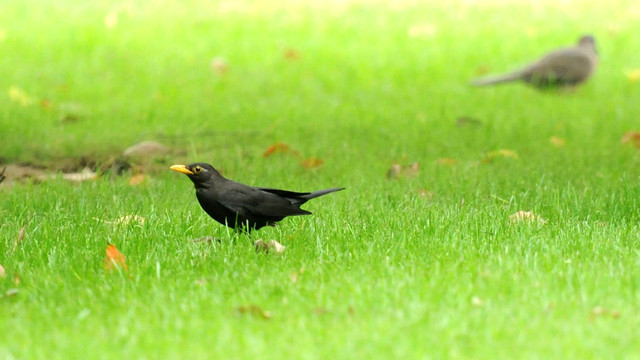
[2,0,640,358]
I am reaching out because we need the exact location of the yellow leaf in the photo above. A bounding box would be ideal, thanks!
[549,136,565,147]
[624,69,640,82]
[300,157,324,169]
[8,86,34,106]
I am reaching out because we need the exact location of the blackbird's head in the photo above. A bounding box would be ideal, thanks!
[170,162,220,185]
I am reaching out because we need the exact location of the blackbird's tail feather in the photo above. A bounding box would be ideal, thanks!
[301,187,345,200]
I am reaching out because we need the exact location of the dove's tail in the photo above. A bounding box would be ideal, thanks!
[470,71,523,86]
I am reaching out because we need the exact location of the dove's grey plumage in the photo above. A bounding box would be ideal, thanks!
[471,35,598,88]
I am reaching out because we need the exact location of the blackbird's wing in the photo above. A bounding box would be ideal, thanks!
[257,187,311,204]
[217,187,310,219]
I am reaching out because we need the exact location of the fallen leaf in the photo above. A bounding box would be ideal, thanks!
[482,149,519,163]
[290,267,304,283]
[411,188,434,199]
[104,244,128,271]
[113,215,145,225]
[8,86,34,106]
[0,264,5,278]
[435,158,458,166]
[386,162,419,179]
[300,157,324,169]
[235,305,272,319]
[455,116,482,126]
[123,141,170,157]
[61,168,96,182]
[283,48,301,60]
[408,23,437,38]
[549,136,565,147]
[211,57,229,74]
[129,174,146,186]
[624,69,640,82]
[509,210,547,225]
[254,239,286,254]
[105,11,118,28]
[40,99,53,110]
[471,296,484,307]
[262,142,299,157]
[13,226,25,252]
[621,131,640,148]
[590,306,621,320]
[190,236,221,243]
[13,273,20,285]
[313,307,329,315]
[5,288,18,297]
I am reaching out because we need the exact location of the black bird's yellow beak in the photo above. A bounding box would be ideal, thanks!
[170,164,194,175]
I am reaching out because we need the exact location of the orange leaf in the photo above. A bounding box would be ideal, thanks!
[129,174,146,186]
[621,131,640,148]
[104,244,128,271]
[262,142,299,157]
[283,48,301,60]
[300,157,324,169]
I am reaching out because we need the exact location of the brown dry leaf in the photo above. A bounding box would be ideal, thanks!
[104,244,128,271]
[300,157,324,169]
[621,131,640,148]
[413,188,434,199]
[129,174,146,186]
[482,149,519,163]
[0,264,5,278]
[509,211,547,225]
[62,168,96,182]
[456,116,482,126]
[283,48,301,60]
[211,56,229,74]
[290,267,305,283]
[471,296,484,307]
[262,142,299,157]
[254,239,286,254]
[40,99,53,110]
[475,65,490,76]
[235,305,272,319]
[386,162,420,180]
[435,158,458,166]
[590,306,621,320]
[624,69,640,82]
[8,86,34,106]
[13,226,26,252]
[313,307,329,315]
[549,136,565,147]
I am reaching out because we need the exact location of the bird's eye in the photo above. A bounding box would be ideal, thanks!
[193,165,203,174]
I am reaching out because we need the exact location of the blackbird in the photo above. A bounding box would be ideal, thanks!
[471,35,598,88]
[171,162,344,231]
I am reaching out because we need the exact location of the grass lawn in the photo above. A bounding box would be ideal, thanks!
[2,0,640,358]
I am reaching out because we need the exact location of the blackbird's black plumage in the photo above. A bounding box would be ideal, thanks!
[171,162,344,231]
